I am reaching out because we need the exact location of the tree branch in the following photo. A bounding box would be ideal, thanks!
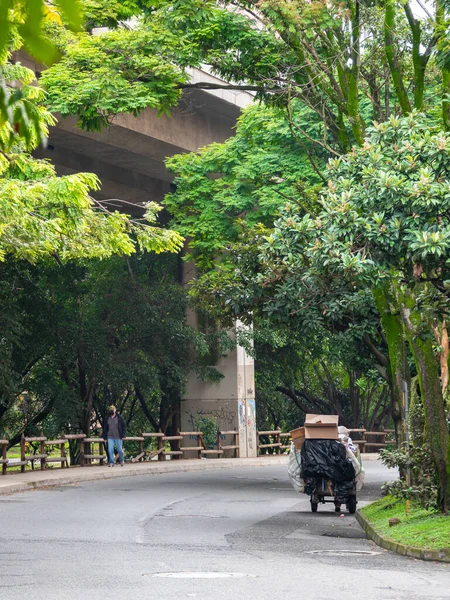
[7,397,56,449]
[362,333,390,367]
[135,385,159,431]
[276,386,310,414]
[179,82,267,92]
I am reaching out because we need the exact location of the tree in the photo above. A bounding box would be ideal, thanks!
[41,26,188,131]
[0,54,183,262]
[248,323,390,432]
[0,0,83,139]
[164,101,390,431]
[260,115,450,510]
[41,1,449,147]
[0,253,215,456]
[0,1,83,65]
[165,101,325,269]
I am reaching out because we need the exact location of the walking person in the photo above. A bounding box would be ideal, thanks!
[103,405,126,466]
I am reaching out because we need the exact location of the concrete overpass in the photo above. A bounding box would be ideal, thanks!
[35,67,252,214]
[20,52,258,457]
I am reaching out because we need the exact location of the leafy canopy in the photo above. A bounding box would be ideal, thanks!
[0,61,183,262]
[41,26,188,130]
[301,113,450,285]
[0,0,83,65]
[165,101,325,269]
[0,253,209,440]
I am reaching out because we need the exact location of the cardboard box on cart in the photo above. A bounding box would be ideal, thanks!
[290,426,305,450]
[304,414,339,440]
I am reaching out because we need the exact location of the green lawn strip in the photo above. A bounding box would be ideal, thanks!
[360,495,450,551]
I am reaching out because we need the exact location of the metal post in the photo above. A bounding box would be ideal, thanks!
[402,380,411,514]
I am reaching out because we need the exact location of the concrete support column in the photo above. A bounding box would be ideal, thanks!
[181,326,257,458]
[237,328,257,458]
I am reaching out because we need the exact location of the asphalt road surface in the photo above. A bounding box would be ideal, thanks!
[0,461,449,600]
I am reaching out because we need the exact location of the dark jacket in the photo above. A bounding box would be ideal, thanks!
[103,413,127,440]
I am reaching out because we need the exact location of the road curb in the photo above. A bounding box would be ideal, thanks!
[0,456,288,496]
[356,508,450,563]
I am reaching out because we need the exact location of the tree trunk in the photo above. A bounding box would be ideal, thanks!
[433,321,449,394]
[400,294,450,512]
[437,0,450,130]
[372,285,408,445]
[384,0,412,115]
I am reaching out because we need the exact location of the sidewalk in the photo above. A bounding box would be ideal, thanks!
[0,453,380,496]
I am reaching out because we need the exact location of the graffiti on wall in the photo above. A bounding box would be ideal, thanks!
[184,406,237,434]
[247,399,256,451]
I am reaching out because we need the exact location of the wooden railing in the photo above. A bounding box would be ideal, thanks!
[348,429,396,452]
[0,426,397,472]
[257,430,291,455]
[257,428,397,455]
[0,429,241,475]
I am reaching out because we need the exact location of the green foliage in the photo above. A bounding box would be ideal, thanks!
[247,320,390,431]
[139,0,449,148]
[262,114,450,309]
[317,114,450,280]
[147,0,291,85]
[0,61,53,152]
[82,0,142,29]
[165,101,325,269]
[41,27,188,131]
[0,60,183,262]
[194,416,218,448]
[0,253,209,440]
[360,495,450,551]
[0,0,83,65]
[0,151,183,262]
[381,446,439,510]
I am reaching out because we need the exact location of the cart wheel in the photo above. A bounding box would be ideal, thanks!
[311,501,318,512]
[347,496,357,514]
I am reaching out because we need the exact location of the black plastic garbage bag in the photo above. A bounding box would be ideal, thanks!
[334,480,355,502]
[300,439,356,483]
[304,477,355,502]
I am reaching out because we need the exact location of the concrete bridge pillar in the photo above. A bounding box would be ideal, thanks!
[181,260,257,458]
[181,338,257,458]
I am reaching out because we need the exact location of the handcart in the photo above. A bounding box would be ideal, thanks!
[300,437,358,514]
[307,476,357,514]
[288,415,364,513]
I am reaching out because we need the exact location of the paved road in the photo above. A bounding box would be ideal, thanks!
[0,462,448,600]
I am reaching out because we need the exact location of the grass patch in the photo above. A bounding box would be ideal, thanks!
[360,495,450,551]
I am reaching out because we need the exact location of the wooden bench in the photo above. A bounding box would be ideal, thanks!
[365,442,389,450]
[141,433,165,461]
[348,428,366,439]
[280,432,292,451]
[161,434,183,459]
[63,434,86,465]
[82,438,106,466]
[353,439,367,451]
[362,431,389,453]
[123,436,145,462]
[179,431,205,459]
